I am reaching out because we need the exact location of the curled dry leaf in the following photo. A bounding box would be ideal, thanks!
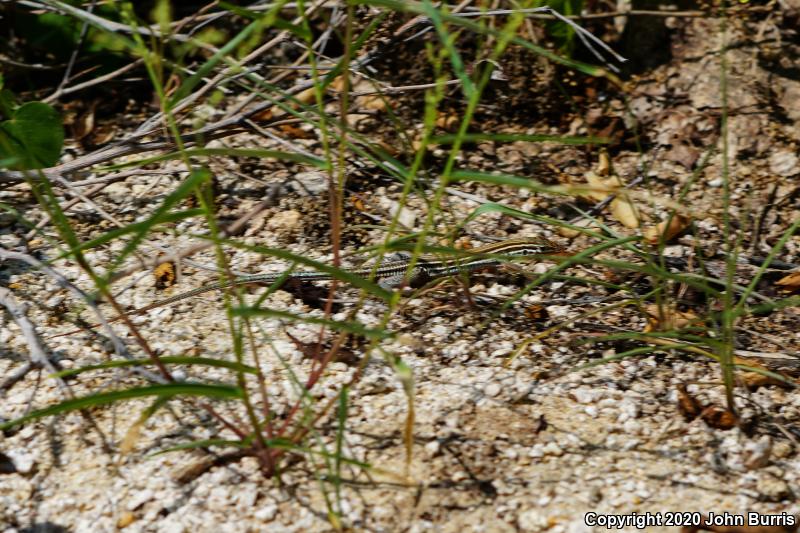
[643,304,701,332]
[357,93,388,112]
[676,383,703,420]
[733,355,797,389]
[119,418,145,455]
[700,405,738,430]
[278,124,315,139]
[596,150,612,176]
[435,110,460,132]
[675,383,738,429]
[583,171,641,228]
[72,100,98,141]
[582,171,611,203]
[644,213,691,245]
[557,218,599,239]
[775,271,800,294]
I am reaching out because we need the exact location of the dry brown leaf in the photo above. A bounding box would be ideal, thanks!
[117,511,136,529]
[557,218,599,239]
[676,384,738,429]
[676,383,703,421]
[734,355,796,389]
[119,418,144,455]
[435,111,459,132]
[664,141,700,169]
[643,304,701,332]
[610,196,641,228]
[278,124,314,139]
[330,75,347,93]
[295,86,318,106]
[644,214,691,244]
[583,171,641,228]
[700,405,738,430]
[72,100,98,141]
[358,94,388,111]
[776,271,800,294]
[251,108,273,122]
[596,151,612,176]
[582,171,609,202]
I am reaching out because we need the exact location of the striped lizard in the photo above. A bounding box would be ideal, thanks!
[56,236,564,336]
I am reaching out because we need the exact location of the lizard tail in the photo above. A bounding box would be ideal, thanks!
[48,278,238,339]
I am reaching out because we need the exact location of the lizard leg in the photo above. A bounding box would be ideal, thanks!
[378,266,432,290]
[386,251,413,262]
[378,274,408,290]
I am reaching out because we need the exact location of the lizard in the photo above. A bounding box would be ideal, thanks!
[54,236,564,337]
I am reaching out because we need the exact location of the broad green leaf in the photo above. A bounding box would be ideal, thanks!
[0,88,17,119]
[0,102,64,169]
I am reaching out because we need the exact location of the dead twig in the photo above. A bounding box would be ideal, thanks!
[43,59,145,104]
[0,248,164,383]
[0,286,61,392]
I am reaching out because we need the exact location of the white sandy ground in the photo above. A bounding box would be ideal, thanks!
[3,9,800,533]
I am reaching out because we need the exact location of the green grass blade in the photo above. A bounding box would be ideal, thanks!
[0,383,243,430]
[432,133,605,145]
[106,168,211,276]
[52,209,203,261]
[50,357,258,379]
[101,148,328,172]
[421,0,475,99]
[449,169,571,196]
[168,17,265,106]
[354,0,617,79]
[150,438,251,456]
[571,346,664,372]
